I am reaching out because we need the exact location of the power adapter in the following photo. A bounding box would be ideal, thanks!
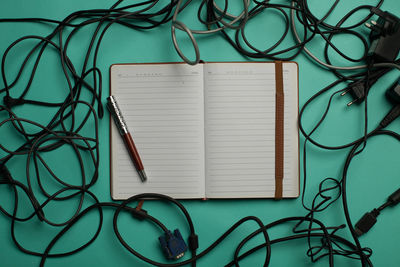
[366,7,400,62]
[386,78,400,104]
[342,8,400,107]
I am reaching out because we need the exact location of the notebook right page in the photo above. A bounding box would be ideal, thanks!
[204,62,299,198]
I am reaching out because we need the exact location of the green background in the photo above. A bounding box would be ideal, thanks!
[1,0,399,266]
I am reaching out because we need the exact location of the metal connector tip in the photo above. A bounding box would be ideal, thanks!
[138,170,147,182]
[371,20,377,25]
[365,22,371,28]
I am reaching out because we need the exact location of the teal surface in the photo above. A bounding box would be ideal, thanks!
[1,0,400,266]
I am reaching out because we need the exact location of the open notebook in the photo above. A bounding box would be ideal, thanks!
[109,62,299,200]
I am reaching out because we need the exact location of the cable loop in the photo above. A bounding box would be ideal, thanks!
[171,20,200,65]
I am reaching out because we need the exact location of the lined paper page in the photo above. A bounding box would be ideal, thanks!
[110,64,205,199]
[204,62,299,198]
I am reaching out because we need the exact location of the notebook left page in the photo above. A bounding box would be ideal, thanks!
[110,63,205,199]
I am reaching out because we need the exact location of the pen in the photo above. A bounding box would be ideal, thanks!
[107,95,147,182]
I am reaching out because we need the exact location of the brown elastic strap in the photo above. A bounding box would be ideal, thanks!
[274,61,284,199]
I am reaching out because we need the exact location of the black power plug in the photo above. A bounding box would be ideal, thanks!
[366,7,400,62]
[342,7,400,107]
[341,75,380,106]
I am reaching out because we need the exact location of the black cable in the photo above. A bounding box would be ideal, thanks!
[340,130,400,266]
[1,1,399,266]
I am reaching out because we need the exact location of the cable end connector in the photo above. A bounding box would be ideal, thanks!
[355,209,380,237]
[388,188,400,206]
[379,78,400,128]
[379,104,400,128]
[356,187,400,237]
[159,229,187,260]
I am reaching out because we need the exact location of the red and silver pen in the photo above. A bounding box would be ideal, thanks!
[107,95,147,182]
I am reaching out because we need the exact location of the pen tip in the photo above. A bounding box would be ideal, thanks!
[138,170,147,182]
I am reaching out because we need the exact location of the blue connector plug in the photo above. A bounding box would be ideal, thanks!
[159,229,187,260]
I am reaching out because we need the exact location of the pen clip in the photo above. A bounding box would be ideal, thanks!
[107,95,129,135]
